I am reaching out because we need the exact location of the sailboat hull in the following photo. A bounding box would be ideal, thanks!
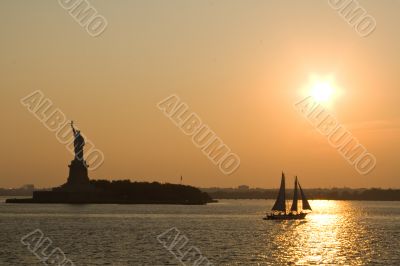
[263,213,307,220]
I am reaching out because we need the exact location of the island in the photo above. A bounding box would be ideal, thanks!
[6,180,213,205]
[6,121,214,205]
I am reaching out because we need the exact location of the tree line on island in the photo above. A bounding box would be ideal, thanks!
[202,187,400,201]
[88,180,214,204]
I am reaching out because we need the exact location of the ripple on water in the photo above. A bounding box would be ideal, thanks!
[0,199,399,265]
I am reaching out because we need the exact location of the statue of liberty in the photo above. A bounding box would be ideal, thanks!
[60,120,90,189]
[71,121,85,160]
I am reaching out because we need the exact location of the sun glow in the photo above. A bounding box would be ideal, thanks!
[302,74,341,107]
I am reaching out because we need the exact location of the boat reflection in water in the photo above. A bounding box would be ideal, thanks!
[264,172,312,220]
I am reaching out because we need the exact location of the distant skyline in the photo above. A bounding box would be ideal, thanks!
[1,1,400,188]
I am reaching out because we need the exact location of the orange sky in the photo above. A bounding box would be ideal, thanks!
[1,0,399,188]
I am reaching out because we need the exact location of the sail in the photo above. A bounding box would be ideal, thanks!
[271,172,286,212]
[290,176,299,212]
[299,182,312,211]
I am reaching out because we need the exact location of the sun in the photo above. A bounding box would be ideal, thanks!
[307,75,339,106]
[311,80,333,103]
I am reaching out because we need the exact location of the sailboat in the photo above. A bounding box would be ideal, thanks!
[263,172,312,220]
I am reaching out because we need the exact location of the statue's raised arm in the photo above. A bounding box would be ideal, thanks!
[71,121,77,135]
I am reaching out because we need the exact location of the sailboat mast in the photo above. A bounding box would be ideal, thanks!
[290,176,299,213]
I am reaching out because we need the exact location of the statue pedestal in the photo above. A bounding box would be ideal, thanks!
[67,159,90,185]
[56,159,92,192]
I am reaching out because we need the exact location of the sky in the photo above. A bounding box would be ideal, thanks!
[0,0,399,189]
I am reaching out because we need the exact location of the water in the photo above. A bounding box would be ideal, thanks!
[0,197,399,265]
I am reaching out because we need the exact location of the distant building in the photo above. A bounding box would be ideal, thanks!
[0,184,35,196]
[21,184,35,190]
[238,185,250,190]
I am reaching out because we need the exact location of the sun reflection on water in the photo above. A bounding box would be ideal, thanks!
[298,201,341,264]
[263,200,374,265]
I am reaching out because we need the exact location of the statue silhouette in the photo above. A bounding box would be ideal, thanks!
[61,121,90,190]
[71,121,85,160]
